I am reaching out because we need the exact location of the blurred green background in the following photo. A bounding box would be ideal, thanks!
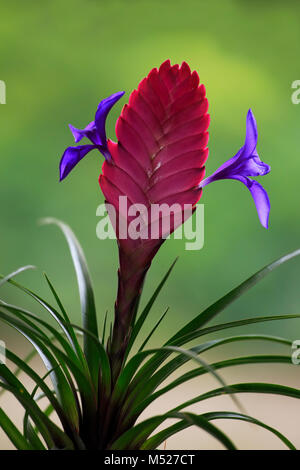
[0,0,300,449]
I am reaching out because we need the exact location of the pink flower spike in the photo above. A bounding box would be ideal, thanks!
[99,60,210,377]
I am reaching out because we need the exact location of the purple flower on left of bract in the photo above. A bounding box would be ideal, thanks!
[59,91,125,181]
[201,109,271,228]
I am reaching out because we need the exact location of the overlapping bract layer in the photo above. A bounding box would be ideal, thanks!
[100,60,209,248]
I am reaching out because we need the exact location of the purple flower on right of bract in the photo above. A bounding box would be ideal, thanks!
[201,109,271,228]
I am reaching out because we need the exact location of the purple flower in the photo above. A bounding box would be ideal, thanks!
[59,91,125,181]
[201,109,271,228]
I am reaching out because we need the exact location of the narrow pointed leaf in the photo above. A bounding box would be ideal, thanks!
[4,348,72,430]
[0,274,80,355]
[130,315,300,394]
[169,383,300,413]
[142,411,295,450]
[24,420,46,450]
[203,411,296,450]
[175,313,300,346]
[0,380,66,449]
[138,307,169,351]
[0,265,36,288]
[41,218,100,386]
[0,310,80,429]
[127,248,300,396]
[169,248,300,343]
[102,310,108,345]
[110,411,235,450]
[132,355,292,420]
[68,322,111,395]
[0,408,34,450]
[125,334,291,418]
[169,412,236,450]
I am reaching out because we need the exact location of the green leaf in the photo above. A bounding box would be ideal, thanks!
[110,411,236,450]
[141,419,187,450]
[203,411,296,450]
[23,366,84,450]
[43,273,87,364]
[0,275,83,362]
[142,411,295,450]
[0,372,54,449]
[116,380,300,450]
[109,415,164,449]
[23,367,58,449]
[125,334,291,422]
[128,249,300,391]
[41,218,100,386]
[0,300,85,418]
[24,420,46,450]
[68,322,111,395]
[138,307,169,352]
[169,248,300,343]
[0,326,87,399]
[0,309,80,429]
[116,337,282,431]
[0,265,90,364]
[0,407,34,450]
[0,299,81,364]
[169,412,236,450]
[128,257,300,399]
[108,343,239,444]
[127,315,299,405]
[175,313,300,347]
[169,382,300,413]
[102,310,108,345]
[4,348,72,433]
[0,265,36,288]
[0,381,74,449]
[131,355,292,420]
[1,307,96,426]
[163,345,244,412]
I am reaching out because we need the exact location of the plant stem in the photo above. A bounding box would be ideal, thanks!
[107,241,162,384]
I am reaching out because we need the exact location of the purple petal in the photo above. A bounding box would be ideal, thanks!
[59,144,98,181]
[234,149,270,177]
[200,147,243,187]
[243,109,257,156]
[232,175,270,229]
[95,91,125,144]
[68,91,124,147]
[201,109,270,185]
[69,121,100,145]
[209,108,258,179]
[201,108,270,228]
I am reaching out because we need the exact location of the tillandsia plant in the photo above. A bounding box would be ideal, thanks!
[1,60,300,450]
